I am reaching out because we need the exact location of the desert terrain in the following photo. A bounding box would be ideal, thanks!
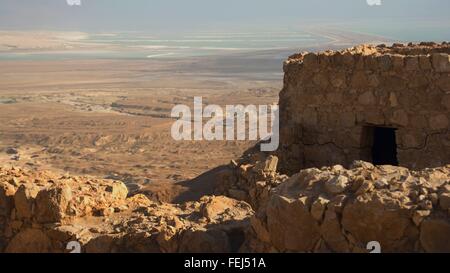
[0,58,282,203]
[0,29,390,203]
[0,30,449,254]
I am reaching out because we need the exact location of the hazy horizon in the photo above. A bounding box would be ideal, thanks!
[1,0,449,60]
[1,0,450,35]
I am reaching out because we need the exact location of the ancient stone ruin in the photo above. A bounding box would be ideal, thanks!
[1,159,449,253]
[1,43,449,253]
[279,42,450,173]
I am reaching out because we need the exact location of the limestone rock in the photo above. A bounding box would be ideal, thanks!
[412,210,431,226]
[246,163,450,253]
[35,185,73,223]
[5,228,52,253]
[350,161,375,169]
[179,229,231,253]
[355,180,374,195]
[263,155,279,174]
[105,182,128,200]
[440,193,450,210]
[432,53,450,72]
[200,196,252,222]
[374,178,389,189]
[14,184,40,219]
[265,195,320,252]
[0,167,255,253]
[420,219,450,252]
[310,196,329,222]
[325,175,349,194]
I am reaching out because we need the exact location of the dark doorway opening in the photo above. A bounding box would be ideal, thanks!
[372,127,399,166]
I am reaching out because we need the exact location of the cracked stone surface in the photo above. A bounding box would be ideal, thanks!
[241,161,450,253]
[279,43,450,173]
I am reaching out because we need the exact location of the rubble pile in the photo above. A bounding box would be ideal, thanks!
[243,161,450,253]
[0,167,253,253]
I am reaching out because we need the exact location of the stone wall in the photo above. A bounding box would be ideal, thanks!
[216,153,450,253]
[215,152,287,210]
[243,161,450,253]
[279,42,450,174]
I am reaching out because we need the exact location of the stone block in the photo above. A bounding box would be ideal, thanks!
[432,53,450,72]
[405,56,420,71]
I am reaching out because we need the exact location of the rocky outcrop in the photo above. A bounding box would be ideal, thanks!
[215,152,288,210]
[1,161,449,253]
[1,43,449,253]
[243,162,450,253]
[0,167,253,253]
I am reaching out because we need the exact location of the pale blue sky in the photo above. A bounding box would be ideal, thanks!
[0,0,449,34]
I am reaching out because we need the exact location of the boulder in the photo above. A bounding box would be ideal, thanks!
[420,219,450,252]
[440,193,450,210]
[14,184,40,219]
[325,175,349,194]
[5,147,18,155]
[35,185,73,223]
[105,181,128,200]
[265,195,320,252]
[5,229,52,253]
[310,196,329,222]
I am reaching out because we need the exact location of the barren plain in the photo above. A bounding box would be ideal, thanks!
[0,29,389,203]
[0,57,282,203]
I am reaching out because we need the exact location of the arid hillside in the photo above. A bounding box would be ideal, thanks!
[1,43,449,253]
[0,59,280,203]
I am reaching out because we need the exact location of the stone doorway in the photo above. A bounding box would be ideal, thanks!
[371,127,399,166]
[361,126,399,166]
